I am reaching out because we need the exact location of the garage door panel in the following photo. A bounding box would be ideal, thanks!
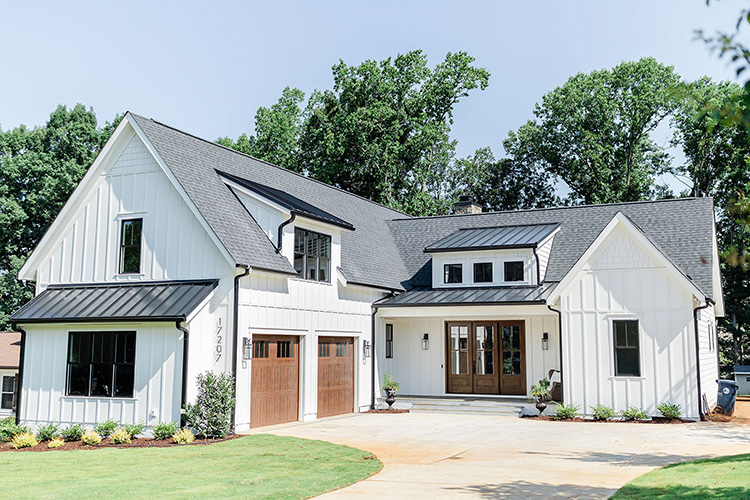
[318,337,354,418]
[251,335,299,428]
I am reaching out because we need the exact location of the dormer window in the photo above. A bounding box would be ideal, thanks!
[294,228,331,283]
[474,263,493,283]
[119,219,143,274]
[504,261,524,282]
[444,264,462,284]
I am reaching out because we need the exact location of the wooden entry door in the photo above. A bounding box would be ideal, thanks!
[499,322,526,395]
[446,323,472,393]
[317,337,355,418]
[473,322,499,394]
[251,335,299,428]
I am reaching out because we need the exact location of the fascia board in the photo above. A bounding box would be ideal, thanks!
[222,177,291,216]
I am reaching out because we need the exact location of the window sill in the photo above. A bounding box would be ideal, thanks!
[113,273,145,279]
[290,277,333,286]
[60,395,137,401]
[607,376,646,381]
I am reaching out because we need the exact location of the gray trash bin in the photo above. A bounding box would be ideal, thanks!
[717,379,740,416]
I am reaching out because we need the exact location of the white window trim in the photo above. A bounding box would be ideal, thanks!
[608,315,643,379]
[114,212,147,278]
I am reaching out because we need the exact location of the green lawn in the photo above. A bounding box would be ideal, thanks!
[611,454,750,499]
[0,434,381,500]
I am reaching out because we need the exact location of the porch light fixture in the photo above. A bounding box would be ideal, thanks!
[362,340,371,360]
[242,337,252,360]
[421,333,429,350]
[542,332,549,351]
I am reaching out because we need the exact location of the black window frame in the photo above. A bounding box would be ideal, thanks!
[1,375,16,410]
[444,264,463,284]
[473,262,493,283]
[613,320,640,377]
[66,331,136,398]
[119,218,143,274]
[385,324,393,359]
[504,261,524,282]
[293,228,331,283]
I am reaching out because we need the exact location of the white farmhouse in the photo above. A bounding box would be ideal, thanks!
[9,113,723,429]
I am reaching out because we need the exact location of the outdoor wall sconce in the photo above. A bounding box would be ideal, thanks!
[242,337,252,360]
[542,332,549,351]
[362,340,371,360]
[422,333,429,350]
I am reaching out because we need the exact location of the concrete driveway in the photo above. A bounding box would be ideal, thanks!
[247,412,750,499]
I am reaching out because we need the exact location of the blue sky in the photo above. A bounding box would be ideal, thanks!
[0,1,744,192]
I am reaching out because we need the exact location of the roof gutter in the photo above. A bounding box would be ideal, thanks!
[176,321,190,425]
[231,265,251,430]
[546,304,564,404]
[693,298,714,422]
[275,213,296,254]
[11,324,26,425]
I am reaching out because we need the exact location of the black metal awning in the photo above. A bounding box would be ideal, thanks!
[374,282,557,308]
[9,280,218,324]
[424,223,560,253]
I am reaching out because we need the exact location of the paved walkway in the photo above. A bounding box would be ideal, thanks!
[246,412,750,499]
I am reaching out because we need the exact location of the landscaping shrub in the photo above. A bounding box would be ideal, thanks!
[621,406,649,421]
[110,428,131,444]
[0,418,29,442]
[590,404,616,421]
[182,371,235,439]
[123,421,144,439]
[36,423,60,441]
[60,423,84,442]
[153,422,178,441]
[48,437,65,448]
[81,430,102,445]
[94,419,119,437]
[172,427,195,444]
[554,403,580,420]
[12,431,38,449]
[657,402,682,420]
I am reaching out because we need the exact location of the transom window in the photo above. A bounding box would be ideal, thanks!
[473,262,493,283]
[385,324,393,359]
[613,320,640,377]
[66,332,136,397]
[119,218,143,274]
[1,375,16,410]
[294,228,331,282]
[504,261,524,282]
[444,264,462,284]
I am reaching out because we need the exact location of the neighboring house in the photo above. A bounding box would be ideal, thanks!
[734,366,750,396]
[9,113,723,430]
[0,332,21,418]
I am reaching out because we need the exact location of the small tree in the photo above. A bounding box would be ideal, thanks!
[182,371,236,439]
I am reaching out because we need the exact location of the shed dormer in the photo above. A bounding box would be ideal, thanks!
[424,223,560,288]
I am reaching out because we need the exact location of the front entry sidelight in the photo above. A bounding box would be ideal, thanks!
[446,321,525,395]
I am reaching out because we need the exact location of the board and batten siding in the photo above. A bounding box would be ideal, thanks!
[696,303,719,409]
[19,323,182,429]
[35,133,233,290]
[560,225,700,419]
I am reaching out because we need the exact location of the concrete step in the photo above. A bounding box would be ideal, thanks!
[384,396,526,416]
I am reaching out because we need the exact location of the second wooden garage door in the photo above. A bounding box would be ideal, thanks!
[251,335,299,428]
[317,337,354,418]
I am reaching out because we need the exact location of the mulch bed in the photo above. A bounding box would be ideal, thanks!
[365,409,409,414]
[1,434,242,452]
[521,415,691,424]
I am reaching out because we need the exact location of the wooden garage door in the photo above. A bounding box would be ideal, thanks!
[251,335,299,428]
[317,337,354,418]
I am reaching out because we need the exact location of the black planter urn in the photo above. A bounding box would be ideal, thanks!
[535,400,547,415]
[385,388,397,409]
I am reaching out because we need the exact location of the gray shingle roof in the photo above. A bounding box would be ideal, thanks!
[425,223,559,253]
[389,197,716,299]
[10,280,218,323]
[375,283,556,307]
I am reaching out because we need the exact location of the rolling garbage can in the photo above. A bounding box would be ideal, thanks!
[716,379,740,416]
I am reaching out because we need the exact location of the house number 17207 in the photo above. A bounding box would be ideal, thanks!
[215,318,223,363]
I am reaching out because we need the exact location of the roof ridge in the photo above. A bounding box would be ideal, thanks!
[456,222,560,231]
[129,113,411,219]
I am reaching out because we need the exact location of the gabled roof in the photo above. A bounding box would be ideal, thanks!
[218,171,354,230]
[10,280,218,324]
[424,223,559,253]
[0,332,21,369]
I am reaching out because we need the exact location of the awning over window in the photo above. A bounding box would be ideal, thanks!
[9,280,218,324]
[374,282,557,308]
[424,223,560,253]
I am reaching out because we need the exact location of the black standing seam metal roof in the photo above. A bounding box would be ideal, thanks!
[9,280,218,323]
[374,283,557,307]
[424,223,560,253]
[218,171,355,231]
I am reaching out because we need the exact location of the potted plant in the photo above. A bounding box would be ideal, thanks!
[530,378,552,415]
[382,372,400,410]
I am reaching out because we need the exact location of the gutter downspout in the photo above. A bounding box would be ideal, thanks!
[532,247,542,285]
[231,265,251,430]
[275,213,296,253]
[11,324,26,426]
[693,298,714,422]
[176,320,189,426]
[370,308,376,410]
[546,304,564,404]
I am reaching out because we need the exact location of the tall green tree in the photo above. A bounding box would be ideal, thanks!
[504,57,680,204]
[0,104,119,329]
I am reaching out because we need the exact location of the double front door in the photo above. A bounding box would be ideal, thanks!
[446,321,526,395]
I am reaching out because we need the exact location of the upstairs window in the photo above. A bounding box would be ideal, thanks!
[613,320,640,377]
[67,332,136,398]
[474,262,493,283]
[119,219,143,274]
[1,375,15,410]
[504,261,524,282]
[294,228,331,282]
[444,264,462,284]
